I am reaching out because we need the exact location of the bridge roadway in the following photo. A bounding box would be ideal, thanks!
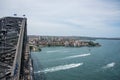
[0,17,33,80]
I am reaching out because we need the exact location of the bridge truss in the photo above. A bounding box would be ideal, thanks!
[0,17,28,80]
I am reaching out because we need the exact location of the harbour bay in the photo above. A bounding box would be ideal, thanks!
[31,40,120,80]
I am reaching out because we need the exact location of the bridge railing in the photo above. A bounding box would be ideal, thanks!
[11,18,26,79]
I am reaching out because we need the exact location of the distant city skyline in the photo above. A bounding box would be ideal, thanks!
[0,0,120,38]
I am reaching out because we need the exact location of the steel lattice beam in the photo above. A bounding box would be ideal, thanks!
[0,17,27,80]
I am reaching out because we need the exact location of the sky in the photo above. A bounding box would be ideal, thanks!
[0,0,120,37]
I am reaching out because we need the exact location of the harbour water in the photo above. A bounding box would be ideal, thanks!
[31,40,120,80]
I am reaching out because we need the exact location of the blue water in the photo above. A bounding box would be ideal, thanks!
[31,40,120,80]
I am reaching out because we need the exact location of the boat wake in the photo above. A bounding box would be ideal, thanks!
[46,49,67,53]
[46,50,61,53]
[34,63,83,74]
[102,62,115,69]
[61,53,91,60]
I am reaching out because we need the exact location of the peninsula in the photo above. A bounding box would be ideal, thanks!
[28,35,100,51]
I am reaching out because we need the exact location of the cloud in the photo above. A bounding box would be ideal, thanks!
[0,0,120,37]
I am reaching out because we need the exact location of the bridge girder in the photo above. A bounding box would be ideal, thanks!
[0,17,27,80]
